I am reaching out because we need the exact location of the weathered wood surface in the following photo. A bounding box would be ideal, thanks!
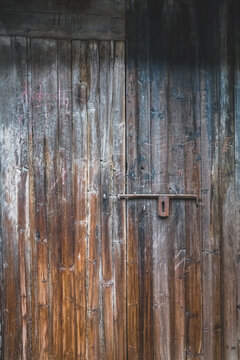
[0,0,125,40]
[0,12,125,40]
[0,38,125,360]
[0,0,125,15]
[126,0,240,359]
[1,0,240,358]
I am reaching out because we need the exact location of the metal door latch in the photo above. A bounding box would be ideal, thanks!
[118,193,198,218]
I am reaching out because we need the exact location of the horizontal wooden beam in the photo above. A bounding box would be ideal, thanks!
[0,11,125,40]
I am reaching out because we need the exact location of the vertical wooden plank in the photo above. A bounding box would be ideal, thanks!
[179,5,202,359]
[184,70,202,360]
[12,37,31,360]
[0,36,21,360]
[39,39,60,360]
[27,37,36,360]
[219,1,237,359]
[126,2,140,355]
[0,46,2,356]
[126,1,153,358]
[30,38,58,360]
[72,40,88,360]
[99,40,115,360]
[112,41,126,360]
[235,1,240,358]
[57,39,75,360]
[134,15,153,360]
[167,62,187,360]
[151,3,202,358]
[198,1,222,359]
[87,40,102,360]
[150,19,172,360]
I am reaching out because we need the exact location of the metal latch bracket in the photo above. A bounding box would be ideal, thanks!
[118,193,198,218]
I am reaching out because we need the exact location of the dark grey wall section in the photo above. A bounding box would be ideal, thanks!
[0,0,125,39]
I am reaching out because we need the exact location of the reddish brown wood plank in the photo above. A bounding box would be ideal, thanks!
[39,39,60,360]
[126,48,140,360]
[30,38,58,359]
[57,39,76,360]
[72,40,88,360]
[87,40,102,360]
[12,37,32,360]
[0,36,127,360]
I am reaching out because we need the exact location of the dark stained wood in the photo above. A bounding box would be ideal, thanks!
[219,1,237,359]
[126,0,240,359]
[126,2,154,358]
[0,0,125,40]
[0,0,125,16]
[0,12,125,40]
[199,2,222,359]
[235,2,240,358]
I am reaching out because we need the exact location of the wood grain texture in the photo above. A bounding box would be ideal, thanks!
[72,40,88,360]
[99,40,115,360]
[0,12,125,40]
[199,2,221,359]
[112,41,126,360]
[126,0,240,359]
[0,37,126,360]
[86,40,102,360]
[219,1,237,359]
[235,2,240,359]
[0,0,125,16]
[0,36,22,360]
[1,0,240,357]
[126,2,153,359]
[0,0,125,40]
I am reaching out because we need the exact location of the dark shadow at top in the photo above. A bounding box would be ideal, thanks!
[127,0,239,69]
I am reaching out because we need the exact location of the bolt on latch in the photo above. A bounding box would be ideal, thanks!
[118,193,198,218]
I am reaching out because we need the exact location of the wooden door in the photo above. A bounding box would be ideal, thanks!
[0,37,126,360]
[1,1,240,358]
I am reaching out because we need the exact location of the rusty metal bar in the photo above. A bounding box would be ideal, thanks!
[118,193,198,203]
[118,193,198,217]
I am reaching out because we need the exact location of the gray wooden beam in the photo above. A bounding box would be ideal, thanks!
[0,11,125,40]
